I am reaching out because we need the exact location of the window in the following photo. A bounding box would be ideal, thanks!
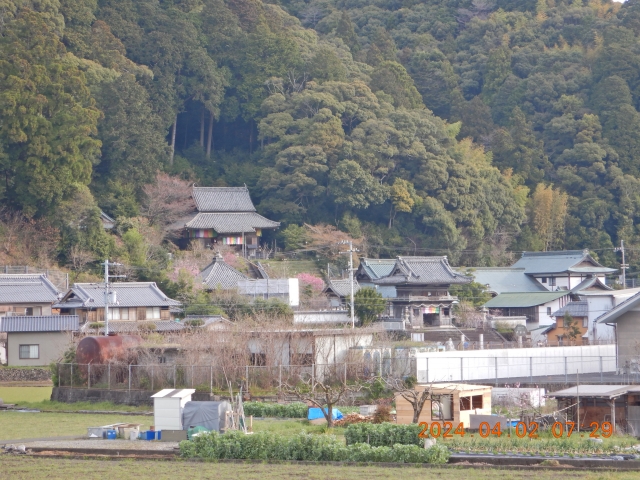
[107,308,120,320]
[250,353,266,366]
[541,277,547,284]
[146,307,161,319]
[121,308,129,320]
[549,277,556,287]
[19,345,39,359]
[471,395,483,409]
[25,307,41,316]
[460,397,471,410]
[431,395,453,421]
[547,307,552,316]
[582,318,588,328]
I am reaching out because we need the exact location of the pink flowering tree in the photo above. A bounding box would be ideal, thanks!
[296,273,325,296]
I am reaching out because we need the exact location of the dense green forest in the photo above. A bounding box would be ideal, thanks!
[1,0,639,278]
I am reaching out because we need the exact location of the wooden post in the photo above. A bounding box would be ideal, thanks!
[610,400,616,433]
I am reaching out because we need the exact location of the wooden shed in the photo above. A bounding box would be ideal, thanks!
[152,389,196,431]
[395,383,492,427]
[548,385,640,433]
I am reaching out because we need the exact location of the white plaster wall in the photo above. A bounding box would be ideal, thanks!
[415,344,616,383]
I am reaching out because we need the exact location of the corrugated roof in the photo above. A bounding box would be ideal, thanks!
[324,279,361,298]
[0,315,79,332]
[185,212,280,232]
[193,186,256,212]
[54,282,181,308]
[552,301,588,317]
[468,268,547,294]
[238,278,291,295]
[548,385,639,398]
[199,255,248,290]
[484,291,569,308]
[357,259,397,281]
[151,388,196,398]
[511,250,616,275]
[0,274,60,304]
[373,257,472,286]
[81,320,184,334]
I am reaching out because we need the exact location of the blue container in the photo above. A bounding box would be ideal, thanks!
[106,429,117,440]
[156,431,162,440]
[140,430,155,440]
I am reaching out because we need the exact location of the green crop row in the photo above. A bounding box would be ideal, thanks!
[243,402,308,418]
[345,422,423,447]
[179,430,449,464]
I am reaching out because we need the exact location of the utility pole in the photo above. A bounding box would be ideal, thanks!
[339,241,358,328]
[101,260,125,336]
[615,240,629,288]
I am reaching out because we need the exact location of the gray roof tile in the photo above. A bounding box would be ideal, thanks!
[466,268,547,294]
[552,301,588,317]
[484,291,570,308]
[373,257,472,286]
[199,255,248,290]
[193,187,256,212]
[0,315,79,332]
[0,274,60,304]
[54,282,180,308]
[511,250,616,275]
[357,259,397,281]
[185,212,280,232]
[324,279,361,298]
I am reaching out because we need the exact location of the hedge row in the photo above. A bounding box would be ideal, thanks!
[243,402,308,418]
[345,423,423,447]
[179,430,449,464]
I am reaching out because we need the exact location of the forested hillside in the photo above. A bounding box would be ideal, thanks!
[1,0,639,276]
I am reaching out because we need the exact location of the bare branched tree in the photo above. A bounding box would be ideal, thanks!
[141,173,195,229]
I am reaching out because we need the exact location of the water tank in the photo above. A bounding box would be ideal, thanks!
[76,335,143,365]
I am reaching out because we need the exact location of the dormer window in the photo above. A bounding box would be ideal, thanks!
[541,277,547,283]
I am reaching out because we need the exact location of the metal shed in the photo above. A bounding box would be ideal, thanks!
[151,389,196,431]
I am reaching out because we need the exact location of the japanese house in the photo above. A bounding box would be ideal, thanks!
[546,301,590,345]
[395,383,492,428]
[199,253,248,290]
[0,274,61,317]
[323,279,361,308]
[175,186,280,253]
[596,291,640,372]
[483,291,573,330]
[54,282,181,326]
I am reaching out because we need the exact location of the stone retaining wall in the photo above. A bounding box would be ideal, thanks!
[0,367,51,382]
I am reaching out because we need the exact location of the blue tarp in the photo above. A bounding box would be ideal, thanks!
[307,407,344,421]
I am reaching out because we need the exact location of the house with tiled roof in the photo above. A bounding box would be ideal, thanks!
[323,279,361,308]
[199,253,248,290]
[0,315,79,366]
[0,274,61,317]
[373,257,472,327]
[54,282,181,326]
[511,250,616,291]
[174,186,280,253]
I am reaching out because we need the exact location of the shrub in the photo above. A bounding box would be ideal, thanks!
[179,430,449,464]
[243,401,308,418]
[345,422,423,447]
[372,399,392,424]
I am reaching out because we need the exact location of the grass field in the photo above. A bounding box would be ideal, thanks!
[0,387,52,404]
[2,457,640,480]
[0,411,151,441]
